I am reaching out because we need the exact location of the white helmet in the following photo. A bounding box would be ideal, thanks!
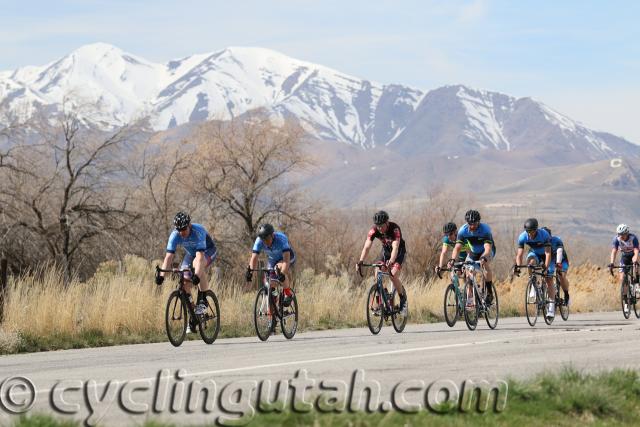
[617,224,630,235]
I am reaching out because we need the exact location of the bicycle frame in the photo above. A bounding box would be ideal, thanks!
[359,263,397,317]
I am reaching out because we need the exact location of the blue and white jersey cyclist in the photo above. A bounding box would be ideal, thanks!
[156,211,218,316]
[513,218,557,319]
[541,226,571,307]
[609,224,639,313]
[448,209,496,306]
[246,224,295,305]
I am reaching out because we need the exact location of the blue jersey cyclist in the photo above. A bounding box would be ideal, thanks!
[609,224,639,314]
[448,210,496,306]
[513,218,556,319]
[541,226,570,307]
[156,211,218,316]
[435,222,468,276]
[246,224,295,305]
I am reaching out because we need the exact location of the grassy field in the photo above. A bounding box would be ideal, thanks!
[0,256,621,354]
[7,368,640,426]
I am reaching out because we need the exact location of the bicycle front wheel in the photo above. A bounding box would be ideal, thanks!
[464,279,478,331]
[525,279,538,327]
[165,290,187,347]
[484,282,499,329]
[281,290,299,339]
[444,284,458,327]
[254,287,273,341]
[391,290,407,333]
[366,284,384,335]
[543,283,554,325]
[621,278,631,319]
[198,290,220,344]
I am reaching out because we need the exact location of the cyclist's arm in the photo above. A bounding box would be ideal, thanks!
[388,240,399,264]
[359,238,373,262]
[248,252,258,270]
[544,246,551,269]
[515,247,524,266]
[160,252,174,277]
[556,247,564,265]
[634,248,639,264]
[281,250,291,274]
[438,244,449,268]
[610,247,618,265]
[481,242,492,259]
[450,242,462,261]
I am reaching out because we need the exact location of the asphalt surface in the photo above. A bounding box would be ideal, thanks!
[1,311,639,425]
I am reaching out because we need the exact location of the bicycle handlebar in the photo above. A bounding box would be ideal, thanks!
[357,262,393,278]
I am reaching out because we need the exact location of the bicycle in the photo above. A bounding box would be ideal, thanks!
[552,270,570,321]
[459,260,498,330]
[608,263,640,319]
[156,266,220,346]
[437,262,466,327]
[516,264,557,326]
[250,267,298,341]
[358,262,407,334]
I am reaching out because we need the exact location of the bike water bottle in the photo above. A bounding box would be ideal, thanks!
[271,287,279,298]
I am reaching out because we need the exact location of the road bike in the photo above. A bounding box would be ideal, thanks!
[250,267,298,341]
[459,260,498,330]
[437,262,466,327]
[608,263,640,319]
[156,266,220,346]
[358,262,407,334]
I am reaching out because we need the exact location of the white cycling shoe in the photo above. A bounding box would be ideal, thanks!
[546,302,555,319]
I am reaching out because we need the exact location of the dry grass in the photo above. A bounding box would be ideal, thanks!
[0,257,623,354]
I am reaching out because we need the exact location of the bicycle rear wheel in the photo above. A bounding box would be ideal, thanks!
[444,284,458,327]
[366,284,383,335]
[463,279,478,331]
[391,290,407,333]
[484,282,499,329]
[165,290,187,347]
[281,290,299,339]
[621,277,631,319]
[254,287,273,341]
[525,279,538,327]
[197,290,220,344]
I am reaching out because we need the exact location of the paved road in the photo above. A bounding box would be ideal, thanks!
[2,311,640,425]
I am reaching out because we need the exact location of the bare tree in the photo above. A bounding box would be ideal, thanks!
[0,111,141,282]
[191,112,315,250]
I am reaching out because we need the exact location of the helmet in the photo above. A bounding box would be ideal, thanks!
[373,210,389,225]
[443,222,457,234]
[524,218,539,232]
[173,211,191,230]
[617,224,630,235]
[465,210,481,224]
[541,226,552,236]
[258,223,275,239]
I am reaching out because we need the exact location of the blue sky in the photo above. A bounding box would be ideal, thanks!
[1,0,639,142]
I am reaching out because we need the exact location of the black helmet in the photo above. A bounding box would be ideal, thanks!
[524,218,538,231]
[258,223,275,239]
[465,210,481,224]
[541,226,551,236]
[443,222,457,234]
[373,210,389,225]
[173,211,191,230]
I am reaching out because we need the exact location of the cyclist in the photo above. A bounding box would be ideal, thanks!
[541,226,570,307]
[156,211,218,317]
[513,218,554,319]
[609,224,639,313]
[435,222,468,276]
[356,210,408,316]
[448,210,496,306]
[246,224,295,306]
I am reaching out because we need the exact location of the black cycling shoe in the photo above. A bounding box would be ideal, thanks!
[485,291,494,306]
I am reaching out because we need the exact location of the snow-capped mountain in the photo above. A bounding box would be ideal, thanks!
[0,42,638,162]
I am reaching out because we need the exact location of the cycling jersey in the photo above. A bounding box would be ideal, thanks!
[517,228,551,257]
[368,222,406,256]
[456,223,496,256]
[443,235,468,260]
[252,232,296,267]
[166,223,217,258]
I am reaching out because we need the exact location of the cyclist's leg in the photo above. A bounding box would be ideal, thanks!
[180,254,195,295]
[621,255,633,297]
[195,248,216,292]
[546,260,556,300]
